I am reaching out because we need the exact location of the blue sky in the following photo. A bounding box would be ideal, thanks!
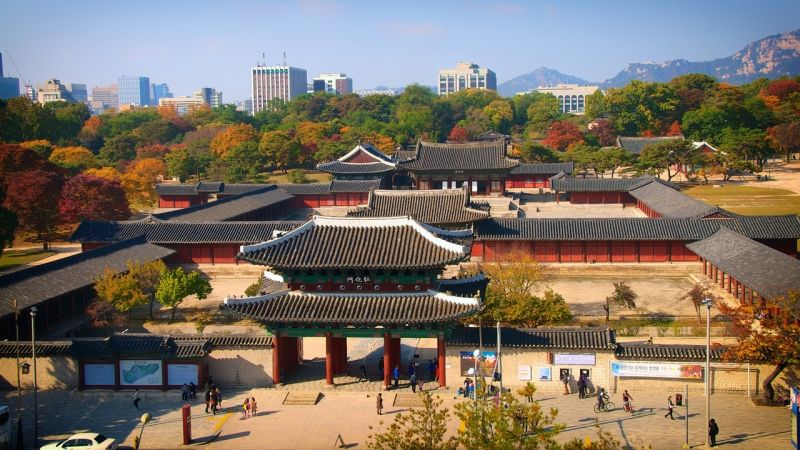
[1,0,798,102]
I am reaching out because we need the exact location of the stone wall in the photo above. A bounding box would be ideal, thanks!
[445,346,799,397]
[0,356,78,390]
[206,348,273,388]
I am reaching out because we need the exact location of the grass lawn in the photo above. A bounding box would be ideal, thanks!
[267,170,331,184]
[0,248,56,272]
[682,185,800,216]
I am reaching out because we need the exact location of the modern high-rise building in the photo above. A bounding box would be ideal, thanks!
[90,84,119,114]
[66,83,88,104]
[36,79,75,104]
[251,65,307,114]
[118,76,151,106]
[195,87,223,108]
[151,83,172,106]
[0,53,20,100]
[437,62,496,95]
[312,73,353,95]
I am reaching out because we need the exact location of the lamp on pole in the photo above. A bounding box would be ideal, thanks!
[702,298,712,450]
[472,349,480,402]
[13,300,23,450]
[30,306,38,449]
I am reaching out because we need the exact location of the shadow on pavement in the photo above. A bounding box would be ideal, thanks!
[718,429,789,445]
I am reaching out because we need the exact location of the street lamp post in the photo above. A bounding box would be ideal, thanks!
[702,298,712,450]
[13,300,23,450]
[472,349,480,403]
[30,306,38,449]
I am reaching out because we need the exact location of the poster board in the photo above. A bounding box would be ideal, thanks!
[83,363,115,386]
[539,367,552,381]
[611,361,703,379]
[553,353,596,366]
[120,360,163,386]
[791,386,798,449]
[459,351,497,376]
[167,363,199,386]
[517,365,532,381]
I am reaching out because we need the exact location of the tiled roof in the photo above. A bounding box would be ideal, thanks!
[316,161,395,174]
[156,182,266,196]
[475,216,800,241]
[628,180,715,218]
[394,149,418,161]
[436,274,489,298]
[616,136,685,155]
[398,141,519,171]
[511,162,574,175]
[0,238,175,319]
[198,336,273,347]
[0,341,72,357]
[447,327,617,350]
[347,189,489,225]
[615,343,725,361]
[153,185,293,222]
[550,174,648,192]
[686,227,800,299]
[71,220,303,244]
[224,290,480,326]
[276,179,381,195]
[238,216,472,270]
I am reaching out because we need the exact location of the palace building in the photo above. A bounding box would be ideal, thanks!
[223,216,483,388]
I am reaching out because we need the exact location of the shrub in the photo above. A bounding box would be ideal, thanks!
[287,169,310,184]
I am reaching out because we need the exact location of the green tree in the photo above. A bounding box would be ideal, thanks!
[483,99,514,133]
[718,127,771,169]
[584,90,607,119]
[596,147,631,178]
[128,259,167,319]
[481,252,572,327]
[99,133,138,164]
[260,130,301,173]
[454,391,563,450]
[367,392,457,450]
[165,146,192,182]
[155,267,212,322]
[525,93,561,133]
[225,141,266,182]
[603,81,679,135]
[603,281,638,322]
[287,169,310,184]
[565,144,600,177]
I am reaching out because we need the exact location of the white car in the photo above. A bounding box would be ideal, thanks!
[40,433,117,450]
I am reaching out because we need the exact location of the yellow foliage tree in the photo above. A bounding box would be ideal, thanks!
[20,140,54,157]
[210,123,257,157]
[84,167,122,181]
[121,158,165,208]
[49,146,97,171]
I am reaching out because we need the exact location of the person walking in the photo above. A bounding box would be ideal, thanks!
[215,387,222,409]
[210,395,218,415]
[708,419,719,447]
[428,359,436,382]
[250,396,257,417]
[408,361,415,379]
[189,382,197,400]
[577,374,586,399]
[132,389,141,410]
[204,389,212,414]
[664,396,675,419]
[392,365,400,389]
[376,393,383,415]
[181,383,189,402]
[242,398,250,419]
[359,364,368,382]
[410,373,418,393]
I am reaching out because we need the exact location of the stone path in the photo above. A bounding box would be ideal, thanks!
[5,387,790,449]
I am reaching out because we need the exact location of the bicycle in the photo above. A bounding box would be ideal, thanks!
[593,400,615,413]
[623,402,636,415]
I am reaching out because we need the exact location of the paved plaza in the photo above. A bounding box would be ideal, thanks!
[4,385,792,449]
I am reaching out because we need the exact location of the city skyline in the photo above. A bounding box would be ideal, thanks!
[1,0,799,102]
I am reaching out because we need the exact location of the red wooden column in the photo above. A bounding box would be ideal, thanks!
[336,338,348,374]
[703,259,707,275]
[727,277,733,293]
[437,336,447,388]
[325,333,334,385]
[383,333,391,388]
[273,334,282,385]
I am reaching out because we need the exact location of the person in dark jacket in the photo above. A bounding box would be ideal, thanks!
[392,365,400,388]
[665,396,675,419]
[708,419,719,447]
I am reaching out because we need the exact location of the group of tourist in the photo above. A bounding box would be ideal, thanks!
[180,382,197,401]
[241,396,259,418]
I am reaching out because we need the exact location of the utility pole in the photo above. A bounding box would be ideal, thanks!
[14,300,23,449]
[496,322,502,395]
[703,298,712,450]
[30,306,39,448]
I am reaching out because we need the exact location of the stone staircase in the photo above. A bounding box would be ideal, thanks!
[481,196,519,219]
[282,391,322,405]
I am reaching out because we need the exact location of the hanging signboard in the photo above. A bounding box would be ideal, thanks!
[517,365,532,381]
[553,353,596,366]
[167,363,199,386]
[83,363,115,386]
[120,360,163,386]
[611,361,703,379]
[459,351,497,377]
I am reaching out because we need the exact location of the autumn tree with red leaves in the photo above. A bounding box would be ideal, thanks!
[59,173,130,223]
[586,119,617,147]
[542,121,584,151]
[718,290,800,404]
[447,125,469,143]
[2,170,63,248]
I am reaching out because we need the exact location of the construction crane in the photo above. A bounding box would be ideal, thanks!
[3,50,33,98]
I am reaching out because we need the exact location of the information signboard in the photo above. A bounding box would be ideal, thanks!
[168,363,199,386]
[84,363,115,386]
[120,360,163,386]
[611,361,703,379]
[459,351,497,376]
[553,353,596,366]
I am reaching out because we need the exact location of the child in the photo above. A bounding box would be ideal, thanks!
[250,396,257,417]
[242,398,249,418]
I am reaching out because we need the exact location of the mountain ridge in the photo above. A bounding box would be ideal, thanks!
[497,29,800,96]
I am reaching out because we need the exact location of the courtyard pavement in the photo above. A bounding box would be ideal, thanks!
[4,384,791,449]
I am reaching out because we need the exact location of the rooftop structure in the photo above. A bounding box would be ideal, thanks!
[347,188,490,226]
[316,144,396,182]
[616,135,685,155]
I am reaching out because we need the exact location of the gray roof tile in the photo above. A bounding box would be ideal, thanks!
[399,141,518,171]
[154,185,293,222]
[347,189,489,225]
[71,221,303,244]
[511,162,574,175]
[616,136,685,155]
[448,327,617,350]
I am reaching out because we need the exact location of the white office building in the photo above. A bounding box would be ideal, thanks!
[533,84,599,115]
[251,65,307,114]
[437,62,496,95]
